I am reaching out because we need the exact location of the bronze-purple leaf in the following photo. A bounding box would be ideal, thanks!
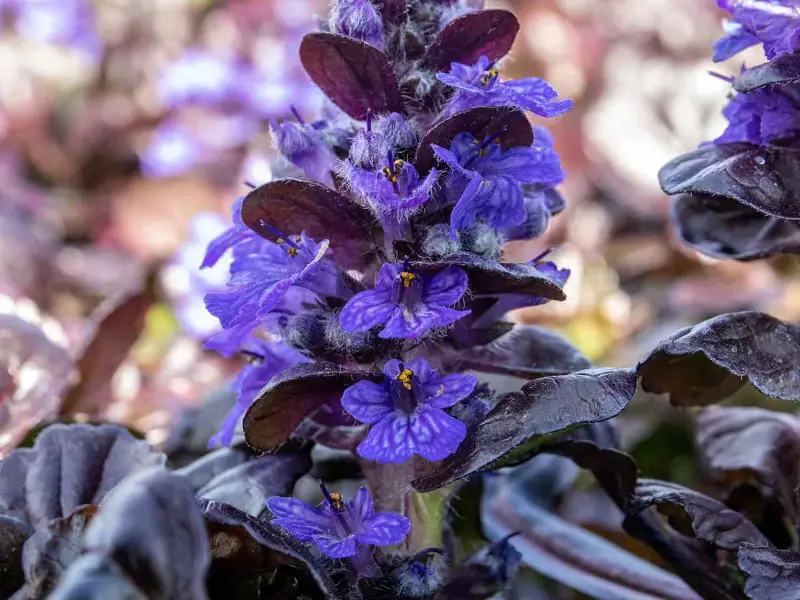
[734,54,800,93]
[696,406,800,525]
[629,479,771,551]
[415,106,532,173]
[738,544,800,600]
[411,252,565,301]
[243,362,379,452]
[424,9,520,72]
[241,178,375,270]
[672,193,800,261]
[446,325,590,379]
[659,143,800,220]
[412,368,636,492]
[636,312,800,406]
[299,32,403,119]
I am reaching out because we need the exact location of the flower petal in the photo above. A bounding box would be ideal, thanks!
[341,381,394,424]
[313,534,357,558]
[339,290,397,332]
[423,373,477,408]
[379,305,470,339]
[349,486,375,524]
[357,512,411,547]
[267,497,331,525]
[501,79,572,118]
[357,417,415,463]
[272,517,328,542]
[409,406,467,461]
[424,266,469,306]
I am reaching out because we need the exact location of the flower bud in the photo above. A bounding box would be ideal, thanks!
[330,0,385,50]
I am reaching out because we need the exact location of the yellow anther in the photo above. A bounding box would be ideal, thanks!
[471,138,480,145]
[382,166,399,183]
[276,237,285,244]
[399,271,417,287]
[288,247,299,257]
[293,236,302,243]
[329,492,344,511]
[394,159,405,168]
[398,368,414,390]
[479,148,489,157]
[480,67,499,85]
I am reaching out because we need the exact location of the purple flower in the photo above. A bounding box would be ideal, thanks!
[432,130,564,238]
[339,263,470,339]
[158,51,246,109]
[11,0,100,55]
[267,482,410,558]
[713,0,800,62]
[329,0,385,50]
[209,340,309,447]
[341,358,476,463]
[437,56,572,119]
[140,123,200,179]
[714,86,799,146]
[204,232,334,330]
[270,113,339,186]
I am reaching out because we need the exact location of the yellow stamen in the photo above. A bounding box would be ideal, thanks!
[399,271,416,287]
[288,247,299,257]
[480,67,499,85]
[276,237,285,244]
[398,368,414,390]
[329,492,344,511]
[293,236,302,243]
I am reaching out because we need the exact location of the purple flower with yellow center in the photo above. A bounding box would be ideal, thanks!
[267,482,410,558]
[209,340,309,447]
[329,0,385,50]
[714,85,800,146]
[432,130,564,239]
[713,0,800,62]
[341,358,476,463]
[437,56,572,119]
[270,108,339,186]
[200,197,267,270]
[339,263,470,339]
[204,229,333,330]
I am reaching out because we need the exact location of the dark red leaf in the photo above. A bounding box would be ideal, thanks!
[734,54,800,93]
[424,9,520,72]
[659,143,800,220]
[241,178,376,270]
[243,363,379,451]
[637,312,800,406]
[415,107,532,173]
[299,32,403,119]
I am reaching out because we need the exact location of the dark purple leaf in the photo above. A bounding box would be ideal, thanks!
[77,469,209,600]
[293,416,367,451]
[734,54,800,93]
[659,143,800,220]
[738,544,800,600]
[23,424,164,525]
[13,506,97,599]
[199,499,340,599]
[0,316,76,455]
[60,286,154,417]
[175,447,250,490]
[629,479,771,551]
[482,484,702,600]
[424,9,520,72]
[445,325,590,378]
[411,253,565,301]
[48,554,146,600]
[672,193,800,261]
[435,537,521,600]
[299,32,403,119]
[243,363,379,451]
[412,368,637,492]
[197,445,312,516]
[415,107,533,173]
[0,516,28,598]
[696,406,800,525]
[241,178,375,269]
[637,312,800,405]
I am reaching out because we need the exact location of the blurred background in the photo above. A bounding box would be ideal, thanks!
[0,1,793,594]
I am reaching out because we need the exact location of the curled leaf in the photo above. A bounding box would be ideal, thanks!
[424,9,520,72]
[659,143,800,220]
[241,178,375,269]
[299,32,403,119]
[738,544,800,600]
[629,479,771,551]
[243,363,378,451]
[672,193,800,261]
[412,368,637,492]
[415,107,532,173]
[637,312,800,405]
[734,54,800,93]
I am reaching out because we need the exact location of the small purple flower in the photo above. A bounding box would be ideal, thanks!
[341,358,476,463]
[713,0,800,62]
[270,112,339,186]
[348,115,391,169]
[200,197,267,270]
[714,85,799,146]
[11,0,100,55]
[209,340,309,447]
[158,51,246,109]
[374,112,420,151]
[339,263,470,339]
[267,482,410,558]
[205,232,333,330]
[437,56,572,119]
[329,0,385,50]
[432,130,564,238]
[140,123,200,179]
